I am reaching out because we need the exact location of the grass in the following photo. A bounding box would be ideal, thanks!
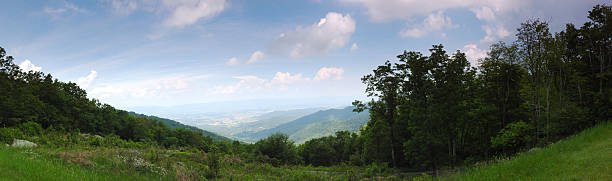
[0,145,403,181]
[0,147,160,181]
[441,121,612,181]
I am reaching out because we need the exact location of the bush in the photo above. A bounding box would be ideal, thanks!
[253,133,298,166]
[204,153,221,179]
[0,127,23,144]
[365,162,390,177]
[491,121,534,153]
[19,121,43,136]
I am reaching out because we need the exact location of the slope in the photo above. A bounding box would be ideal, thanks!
[443,121,612,180]
[234,106,369,143]
[128,112,231,141]
[0,147,162,181]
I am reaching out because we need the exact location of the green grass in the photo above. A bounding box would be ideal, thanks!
[442,121,612,181]
[0,147,158,181]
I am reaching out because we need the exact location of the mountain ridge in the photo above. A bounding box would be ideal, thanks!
[233,106,369,143]
[128,112,231,141]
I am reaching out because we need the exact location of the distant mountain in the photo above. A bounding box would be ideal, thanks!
[128,112,231,141]
[233,106,369,144]
[235,108,322,133]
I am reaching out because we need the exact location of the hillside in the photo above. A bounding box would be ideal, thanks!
[128,112,231,141]
[234,106,369,143]
[441,121,612,180]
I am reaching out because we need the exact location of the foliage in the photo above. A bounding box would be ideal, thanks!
[490,121,534,153]
[0,127,23,144]
[254,133,299,166]
[19,121,43,137]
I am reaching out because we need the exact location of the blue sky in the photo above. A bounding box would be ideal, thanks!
[0,0,605,107]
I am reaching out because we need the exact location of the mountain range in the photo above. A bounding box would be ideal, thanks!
[233,106,369,144]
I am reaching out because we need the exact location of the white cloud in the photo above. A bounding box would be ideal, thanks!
[314,67,344,81]
[162,0,227,28]
[209,67,344,94]
[107,0,138,15]
[76,70,98,89]
[462,44,488,66]
[339,0,528,22]
[471,6,496,21]
[481,24,511,42]
[247,51,264,64]
[271,72,305,84]
[44,2,88,18]
[103,0,227,27]
[18,60,42,72]
[350,43,358,52]
[400,11,456,38]
[399,28,428,38]
[225,57,240,66]
[91,74,209,99]
[209,75,267,94]
[269,12,356,58]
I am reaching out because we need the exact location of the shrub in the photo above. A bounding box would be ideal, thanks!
[204,153,221,179]
[365,162,390,177]
[19,121,43,136]
[253,133,298,166]
[491,121,534,153]
[0,127,23,144]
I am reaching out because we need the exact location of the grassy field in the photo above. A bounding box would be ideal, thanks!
[0,146,405,180]
[441,121,612,181]
[0,147,163,181]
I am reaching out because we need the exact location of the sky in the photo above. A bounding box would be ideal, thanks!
[0,0,606,108]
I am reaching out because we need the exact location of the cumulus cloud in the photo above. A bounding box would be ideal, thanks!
[339,0,527,22]
[269,12,356,58]
[271,72,306,84]
[339,0,530,41]
[162,0,227,28]
[350,43,358,52]
[76,70,98,89]
[399,11,456,38]
[462,44,488,66]
[91,75,209,99]
[481,24,511,42]
[209,67,344,94]
[225,57,240,66]
[314,67,344,81]
[247,51,264,64]
[471,6,496,22]
[18,60,42,72]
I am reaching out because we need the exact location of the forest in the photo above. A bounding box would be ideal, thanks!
[0,4,610,180]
